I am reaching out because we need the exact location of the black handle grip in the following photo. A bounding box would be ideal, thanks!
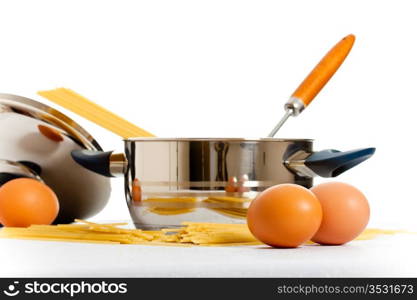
[71,150,114,177]
[305,147,375,178]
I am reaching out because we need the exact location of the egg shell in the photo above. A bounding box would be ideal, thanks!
[247,184,322,248]
[311,182,370,245]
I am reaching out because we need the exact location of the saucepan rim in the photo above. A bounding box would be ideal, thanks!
[124,137,314,142]
[0,93,102,151]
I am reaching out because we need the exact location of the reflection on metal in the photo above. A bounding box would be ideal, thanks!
[0,159,42,184]
[122,138,314,228]
[225,176,238,193]
[284,97,305,116]
[284,150,318,178]
[132,178,142,202]
[237,174,250,193]
[109,152,127,176]
[214,142,229,185]
[38,125,64,142]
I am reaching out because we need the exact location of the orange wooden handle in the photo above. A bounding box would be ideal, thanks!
[291,34,355,107]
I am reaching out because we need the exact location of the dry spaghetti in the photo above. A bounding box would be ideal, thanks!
[0,220,408,246]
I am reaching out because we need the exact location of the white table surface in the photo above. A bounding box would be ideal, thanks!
[1,232,416,277]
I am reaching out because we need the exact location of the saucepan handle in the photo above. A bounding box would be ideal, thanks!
[73,147,375,179]
[71,150,126,177]
[285,147,375,178]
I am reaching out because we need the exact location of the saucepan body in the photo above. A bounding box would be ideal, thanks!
[72,138,375,229]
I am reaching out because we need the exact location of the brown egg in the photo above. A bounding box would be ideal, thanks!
[0,178,59,227]
[247,184,322,248]
[311,182,370,245]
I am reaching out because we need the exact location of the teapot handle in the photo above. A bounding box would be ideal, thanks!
[71,150,126,177]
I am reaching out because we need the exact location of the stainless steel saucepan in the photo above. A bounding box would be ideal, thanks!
[0,94,111,223]
[72,138,375,229]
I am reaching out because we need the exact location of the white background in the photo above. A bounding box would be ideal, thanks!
[0,0,416,229]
